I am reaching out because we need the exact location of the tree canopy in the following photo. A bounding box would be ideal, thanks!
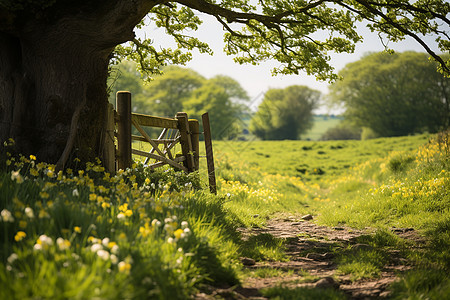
[1,0,449,166]
[250,85,319,140]
[329,51,450,137]
[109,63,248,139]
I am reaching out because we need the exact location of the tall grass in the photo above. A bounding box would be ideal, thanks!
[1,131,448,298]
[0,150,243,299]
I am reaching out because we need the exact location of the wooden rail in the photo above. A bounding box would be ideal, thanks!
[104,91,216,192]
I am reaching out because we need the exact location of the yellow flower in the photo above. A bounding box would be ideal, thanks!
[47,169,54,178]
[174,229,184,240]
[29,155,36,161]
[14,231,26,242]
[29,168,39,177]
[89,193,97,201]
[101,202,111,209]
[74,226,82,233]
[56,237,71,250]
[145,178,151,185]
[118,261,131,273]
[39,192,49,199]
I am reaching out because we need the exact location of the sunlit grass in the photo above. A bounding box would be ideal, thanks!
[1,131,449,298]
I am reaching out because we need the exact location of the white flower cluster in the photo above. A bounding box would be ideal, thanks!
[88,237,121,265]
[1,209,14,222]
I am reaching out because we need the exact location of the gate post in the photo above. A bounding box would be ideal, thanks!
[116,91,132,170]
[202,112,216,194]
[176,112,195,172]
[189,119,200,171]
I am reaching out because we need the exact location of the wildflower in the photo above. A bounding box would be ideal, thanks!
[111,244,119,254]
[89,193,97,201]
[14,231,26,242]
[7,253,18,265]
[38,209,50,219]
[97,249,110,261]
[47,169,54,178]
[56,238,71,250]
[91,244,103,253]
[181,221,188,229]
[35,235,53,250]
[117,213,126,219]
[151,219,161,227]
[29,168,39,176]
[101,202,111,209]
[167,237,174,244]
[29,155,36,161]
[174,229,184,240]
[118,261,131,273]
[145,178,151,185]
[1,209,14,222]
[39,192,49,199]
[102,238,110,247]
[74,226,82,233]
[24,207,34,218]
[110,254,119,264]
[11,170,24,184]
[73,189,79,197]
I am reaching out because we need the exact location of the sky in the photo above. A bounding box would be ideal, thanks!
[140,12,442,113]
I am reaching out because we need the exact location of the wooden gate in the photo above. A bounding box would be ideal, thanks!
[103,91,216,193]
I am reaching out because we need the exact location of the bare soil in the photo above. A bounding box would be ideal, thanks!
[195,214,426,300]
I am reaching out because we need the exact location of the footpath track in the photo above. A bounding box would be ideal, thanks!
[196,215,425,299]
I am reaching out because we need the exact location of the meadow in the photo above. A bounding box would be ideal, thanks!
[1,132,449,299]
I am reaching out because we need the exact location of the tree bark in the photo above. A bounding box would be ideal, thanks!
[0,0,157,166]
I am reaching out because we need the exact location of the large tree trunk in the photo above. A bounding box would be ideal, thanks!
[0,1,156,167]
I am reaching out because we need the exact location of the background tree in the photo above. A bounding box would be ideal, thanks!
[250,86,319,140]
[1,0,449,167]
[109,62,248,139]
[184,78,248,140]
[329,51,450,137]
[320,122,362,140]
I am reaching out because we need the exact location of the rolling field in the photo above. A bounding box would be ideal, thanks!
[212,134,430,182]
[300,114,343,140]
[2,132,449,299]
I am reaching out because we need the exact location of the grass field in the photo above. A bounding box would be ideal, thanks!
[212,134,429,182]
[301,114,343,140]
[1,132,449,299]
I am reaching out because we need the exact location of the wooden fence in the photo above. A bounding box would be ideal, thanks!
[103,91,216,194]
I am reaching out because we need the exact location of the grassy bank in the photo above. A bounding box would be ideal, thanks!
[1,132,449,298]
[213,132,449,298]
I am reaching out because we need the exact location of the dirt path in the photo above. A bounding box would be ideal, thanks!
[196,214,425,299]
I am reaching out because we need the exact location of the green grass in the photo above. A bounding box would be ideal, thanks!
[212,134,430,183]
[213,131,450,298]
[1,131,449,299]
[301,114,343,141]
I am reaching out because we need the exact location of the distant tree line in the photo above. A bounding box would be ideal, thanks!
[109,62,249,140]
[327,51,450,139]
[111,51,449,142]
